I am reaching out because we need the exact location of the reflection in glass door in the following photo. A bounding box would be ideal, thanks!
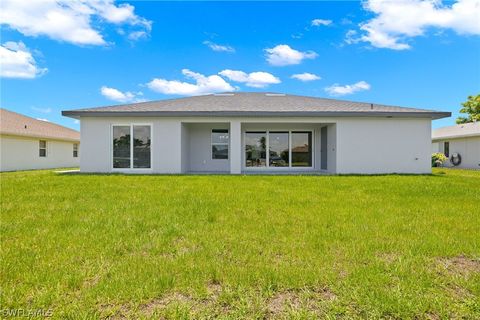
[291,132,312,167]
[269,132,289,167]
[245,130,313,168]
[245,132,266,167]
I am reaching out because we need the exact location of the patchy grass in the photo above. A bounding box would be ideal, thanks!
[1,168,479,319]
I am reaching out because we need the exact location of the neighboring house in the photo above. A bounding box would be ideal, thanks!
[0,109,80,172]
[432,122,480,169]
[62,92,450,174]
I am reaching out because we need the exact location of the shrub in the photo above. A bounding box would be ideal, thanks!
[432,152,447,167]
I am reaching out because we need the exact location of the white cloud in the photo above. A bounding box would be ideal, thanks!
[325,81,371,96]
[31,106,52,114]
[291,73,321,81]
[265,44,318,66]
[311,19,332,26]
[355,0,480,50]
[128,31,148,41]
[147,69,235,96]
[100,86,142,103]
[203,41,235,53]
[219,70,281,88]
[0,0,152,46]
[0,41,47,79]
[36,118,50,122]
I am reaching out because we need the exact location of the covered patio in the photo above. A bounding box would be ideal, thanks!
[181,121,336,174]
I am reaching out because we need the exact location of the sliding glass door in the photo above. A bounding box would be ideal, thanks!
[245,131,312,169]
[245,132,267,167]
[291,132,312,167]
[113,126,131,168]
[112,124,151,169]
[269,132,289,167]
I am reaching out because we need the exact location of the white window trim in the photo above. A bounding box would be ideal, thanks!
[111,123,153,172]
[211,129,229,160]
[242,129,315,171]
[39,140,47,158]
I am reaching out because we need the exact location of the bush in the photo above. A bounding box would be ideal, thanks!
[432,152,447,167]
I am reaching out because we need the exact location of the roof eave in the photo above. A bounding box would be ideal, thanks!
[62,110,451,120]
[432,132,480,140]
[0,131,80,142]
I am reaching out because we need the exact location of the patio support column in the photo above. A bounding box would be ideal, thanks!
[230,120,242,174]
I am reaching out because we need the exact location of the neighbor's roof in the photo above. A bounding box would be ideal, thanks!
[62,92,450,120]
[0,109,80,141]
[432,122,480,140]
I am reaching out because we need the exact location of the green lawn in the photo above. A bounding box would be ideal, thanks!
[1,169,479,319]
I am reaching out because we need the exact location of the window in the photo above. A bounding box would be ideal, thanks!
[245,131,313,168]
[73,144,79,157]
[39,140,47,157]
[444,141,449,158]
[211,129,229,159]
[112,124,151,169]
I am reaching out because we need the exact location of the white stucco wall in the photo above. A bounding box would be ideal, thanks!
[335,118,432,174]
[433,136,480,169]
[80,116,182,173]
[0,135,79,172]
[78,116,433,174]
[185,123,230,172]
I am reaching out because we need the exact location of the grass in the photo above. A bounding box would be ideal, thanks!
[1,168,479,319]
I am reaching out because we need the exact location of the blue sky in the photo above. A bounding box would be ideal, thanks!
[1,0,479,130]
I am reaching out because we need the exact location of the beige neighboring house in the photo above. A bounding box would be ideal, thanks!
[0,109,80,172]
[432,122,480,169]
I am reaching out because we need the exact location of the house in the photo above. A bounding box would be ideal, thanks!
[62,92,450,174]
[0,109,80,172]
[432,122,480,169]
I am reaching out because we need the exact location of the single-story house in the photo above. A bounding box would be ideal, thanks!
[432,122,480,169]
[62,92,450,174]
[0,109,80,172]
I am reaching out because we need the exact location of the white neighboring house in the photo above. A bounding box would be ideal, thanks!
[62,92,450,175]
[0,109,80,172]
[432,122,480,169]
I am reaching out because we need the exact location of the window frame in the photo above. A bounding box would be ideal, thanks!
[111,123,153,171]
[73,143,79,158]
[211,129,229,160]
[243,129,314,170]
[39,140,47,157]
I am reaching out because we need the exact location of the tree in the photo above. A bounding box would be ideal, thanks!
[456,94,480,124]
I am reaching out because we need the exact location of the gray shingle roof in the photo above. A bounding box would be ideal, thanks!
[62,92,450,119]
[432,122,480,140]
[1,108,80,141]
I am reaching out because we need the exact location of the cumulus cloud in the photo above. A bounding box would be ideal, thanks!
[311,19,332,26]
[353,0,480,50]
[147,69,235,96]
[100,86,143,103]
[219,69,281,88]
[291,73,321,81]
[265,44,318,66]
[325,81,371,96]
[203,41,235,53]
[0,0,152,46]
[0,41,47,79]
